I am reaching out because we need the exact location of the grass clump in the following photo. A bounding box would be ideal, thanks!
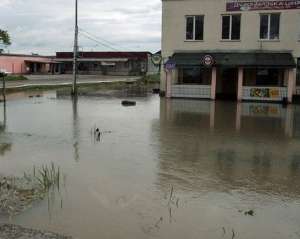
[0,163,62,216]
[4,75,28,81]
[141,73,160,84]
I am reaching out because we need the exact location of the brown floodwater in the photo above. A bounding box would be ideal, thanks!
[0,88,300,239]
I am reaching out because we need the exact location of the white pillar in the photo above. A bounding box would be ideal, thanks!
[287,68,295,103]
[166,70,172,98]
[211,67,217,100]
[237,67,244,101]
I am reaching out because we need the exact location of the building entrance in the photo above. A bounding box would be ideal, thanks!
[216,68,238,100]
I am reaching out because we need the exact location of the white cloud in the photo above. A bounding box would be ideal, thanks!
[0,0,162,55]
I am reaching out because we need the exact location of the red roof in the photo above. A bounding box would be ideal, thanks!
[56,51,150,60]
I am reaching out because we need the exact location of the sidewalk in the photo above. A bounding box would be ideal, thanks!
[1,74,140,89]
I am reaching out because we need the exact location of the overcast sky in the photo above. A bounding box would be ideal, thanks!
[0,0,162,55]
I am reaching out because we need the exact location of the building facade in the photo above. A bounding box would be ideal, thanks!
[161,0,300,103]
[56,51,159,76]
[0,54,58,74]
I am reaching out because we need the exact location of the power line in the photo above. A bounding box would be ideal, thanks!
[79,28,133,51]
[79,32,121,51]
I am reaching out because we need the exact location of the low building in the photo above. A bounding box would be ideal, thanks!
[161,0,300,103]
[56,51,159,76]
[0,53,58,74]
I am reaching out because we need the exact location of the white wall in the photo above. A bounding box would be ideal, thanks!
[161,0,300,90]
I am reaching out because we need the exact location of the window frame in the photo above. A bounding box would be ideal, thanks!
[221,14,241,41]
[259,13,281,41]
[185,15,204,41]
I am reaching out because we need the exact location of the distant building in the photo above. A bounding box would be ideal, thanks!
[0,53,58,74]
[161,0,300,103]
[56,51,159,76]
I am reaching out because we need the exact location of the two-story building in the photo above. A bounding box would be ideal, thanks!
[161,0,300,103]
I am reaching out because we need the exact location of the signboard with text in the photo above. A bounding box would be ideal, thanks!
[226,0,300,11]
[164,60,176,71]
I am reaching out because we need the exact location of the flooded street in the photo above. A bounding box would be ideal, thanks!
[0,88,300,239]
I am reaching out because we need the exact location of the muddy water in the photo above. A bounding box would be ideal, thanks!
[0,89,300,239]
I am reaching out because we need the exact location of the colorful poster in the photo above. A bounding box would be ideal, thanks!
[250,88,280,98]
[250,88,270,98]
[226,0,300,11]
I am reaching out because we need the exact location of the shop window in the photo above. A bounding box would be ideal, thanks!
[222,14,241,40]
[260,13,280,40]
[178,67,211,85]
[256,69,283,86]
[186,15,204,41]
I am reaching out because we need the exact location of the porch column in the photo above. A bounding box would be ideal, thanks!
[287,68,295,103]
[237,67,244,102]
[210,67,217,100]
[166,70,172,98]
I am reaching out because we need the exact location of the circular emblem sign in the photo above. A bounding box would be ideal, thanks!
[202,55,214,67]
[151,54,162,66]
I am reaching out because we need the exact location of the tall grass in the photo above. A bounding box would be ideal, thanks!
[35,163,60,191]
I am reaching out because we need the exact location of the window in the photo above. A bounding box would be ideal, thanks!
[186,16,204,41]
[260,13,280,40]
[178,67,211,85]
[222,14,241,40]
[256,69,283,86]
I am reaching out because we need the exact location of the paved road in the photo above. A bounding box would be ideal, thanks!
[2,74,140,89]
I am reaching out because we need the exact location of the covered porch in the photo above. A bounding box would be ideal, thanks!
[165,52,296,103]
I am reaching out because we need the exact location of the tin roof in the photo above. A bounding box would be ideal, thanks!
[56,51,150,60]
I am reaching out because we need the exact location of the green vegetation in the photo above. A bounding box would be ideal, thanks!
[141,73,160,84]
[0,163,62,216]
[34,163,60,191]
[0,29,11,46]
[4,75,28,81]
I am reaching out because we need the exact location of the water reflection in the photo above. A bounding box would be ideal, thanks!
[0,101,12,156]
[155,99,300,198]
[72,95,80,162]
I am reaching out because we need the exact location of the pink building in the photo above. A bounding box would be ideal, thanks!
[0,54,58,74]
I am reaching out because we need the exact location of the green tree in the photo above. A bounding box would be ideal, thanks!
[0,29,11,46]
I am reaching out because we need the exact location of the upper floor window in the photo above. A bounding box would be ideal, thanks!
[260,13,280,40]
[222,14,241,40]
[186,15,204,41]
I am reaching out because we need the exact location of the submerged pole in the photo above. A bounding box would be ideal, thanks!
[2,76,5,102]
[0,73,6,102]
[72,0,79,95]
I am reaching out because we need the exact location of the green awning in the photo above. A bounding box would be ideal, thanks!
[172,52,296,68]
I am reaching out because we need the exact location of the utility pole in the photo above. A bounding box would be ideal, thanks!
[0,72,6,102]
[72,0,79,95]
